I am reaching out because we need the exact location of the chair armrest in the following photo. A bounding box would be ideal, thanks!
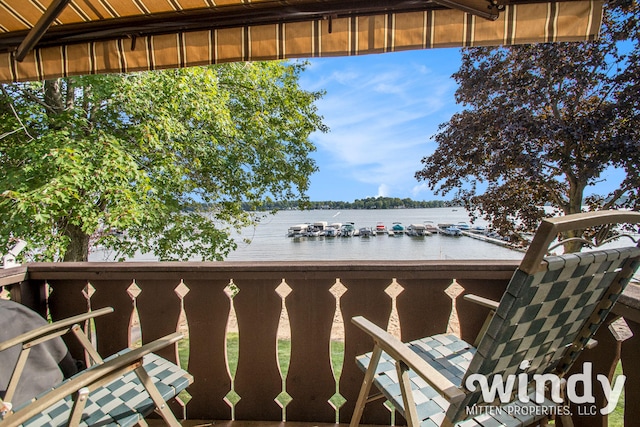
[463,295,499,347]
[0,307,114,351]
[2,332,185,427]
[352,316,465,404]
[463,294,499,311]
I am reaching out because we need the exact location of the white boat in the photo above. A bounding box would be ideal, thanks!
[375,222,387,234]
[406,223,431,237]
[340,223,356,237]
[305,221,328,237]
[324,223,342,237]
[359,227,374,237]
[287,223,310,238]
[442,226,462,236]
[457,222,471,231]
[424,221,439,234]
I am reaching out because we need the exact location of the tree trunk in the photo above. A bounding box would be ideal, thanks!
[44,79,90,262]
[44,79,64,116]
[562,181,586,254]
[63,223,90,262]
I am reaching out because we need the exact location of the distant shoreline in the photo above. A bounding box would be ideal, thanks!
[239,197,456,211]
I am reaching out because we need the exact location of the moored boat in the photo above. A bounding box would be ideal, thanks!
[424,221,439,234]
[390,222,405,235]
[442,225,462,236]
[406,223,431,237]
[359,227,374,237]
[305,221,328,237]
[340,222,356,237]
[457,222,471,231]
[325,223,342,237]
[287,223,310,238]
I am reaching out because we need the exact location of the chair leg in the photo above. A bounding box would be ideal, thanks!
[396,360,419,427]
[350,345,383,427]
[134,366,182,427]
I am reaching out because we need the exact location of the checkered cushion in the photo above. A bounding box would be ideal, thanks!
[14,353,191,427]
[356,246,640,426]
[455,246,640,420]
[356,334,555,427]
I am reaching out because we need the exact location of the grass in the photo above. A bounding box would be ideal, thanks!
[176,336,625,425]
[608,362,625,427]
[177,333,345,411]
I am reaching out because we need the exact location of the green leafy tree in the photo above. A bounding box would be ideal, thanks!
[415,2,639,248]
[0,62,326,261]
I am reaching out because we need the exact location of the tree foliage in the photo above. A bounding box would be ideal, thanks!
[0,62,326,261]
[415,1,640,244]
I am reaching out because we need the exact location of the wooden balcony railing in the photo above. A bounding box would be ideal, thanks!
[2,261,639,427]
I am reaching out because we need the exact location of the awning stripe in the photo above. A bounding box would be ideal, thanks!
[62,43,67,76]
[0,1,34,28]
[313,19,320,57]
[548,1,558,42]
[243,26,249,61]
[505,4,515,45]
[585,0,594,40]
[133,0,149,14]
[465,13,474,47]
[0,1,604,83]
[350,16,356,55]
[146,35,153,70]
[177,32,182,68]
[117,37,126,72]
[31,1,59,25]
[211,28,217,62]
[68,2,91,21]
[34,47,42,79]
[277,22,284,59]
[96,0,118,18]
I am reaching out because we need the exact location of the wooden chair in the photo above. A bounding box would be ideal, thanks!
[0,307,192,427]
[350,210,640,427]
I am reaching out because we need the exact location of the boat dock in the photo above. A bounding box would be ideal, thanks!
[460,231,526,252]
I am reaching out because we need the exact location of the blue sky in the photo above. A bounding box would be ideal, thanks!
[298,48,625,203]
[299,48,462,202]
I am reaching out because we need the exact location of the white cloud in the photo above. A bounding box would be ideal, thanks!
[377,184,391,197]
[411,182,432,198]
[303,51,462,199]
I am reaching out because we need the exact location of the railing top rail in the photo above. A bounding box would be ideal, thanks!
[6,260,639,322]
[25,260,521,272]
[0,265,27,287]
[24,260,522,281]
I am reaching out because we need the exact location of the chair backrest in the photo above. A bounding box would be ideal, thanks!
[449,210,640,421]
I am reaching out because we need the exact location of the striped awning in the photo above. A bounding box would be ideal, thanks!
[0,0,603,83]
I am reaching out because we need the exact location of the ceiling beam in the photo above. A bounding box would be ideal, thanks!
[15,0,73,61]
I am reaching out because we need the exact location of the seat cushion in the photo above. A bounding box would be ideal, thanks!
[356,334,556,427]
[16,353,191,427]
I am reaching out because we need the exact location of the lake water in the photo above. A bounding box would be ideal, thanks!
[91,208,525,261]
[227,208,525,261]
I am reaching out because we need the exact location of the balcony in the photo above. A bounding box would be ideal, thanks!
[2,260,639,427]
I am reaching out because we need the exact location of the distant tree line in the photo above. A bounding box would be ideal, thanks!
[241,197,453,211]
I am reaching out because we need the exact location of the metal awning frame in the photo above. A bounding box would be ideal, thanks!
[3,0,508,62]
